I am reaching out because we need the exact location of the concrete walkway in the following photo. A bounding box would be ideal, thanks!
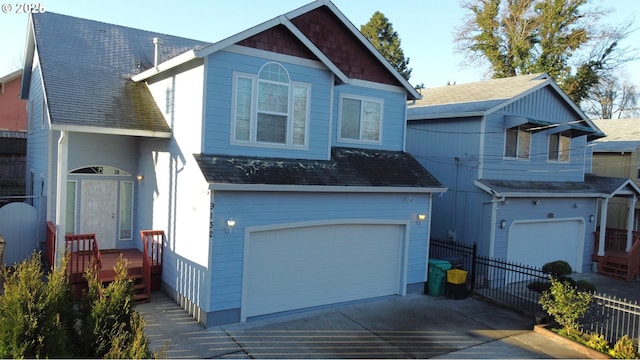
[137,292,591,359]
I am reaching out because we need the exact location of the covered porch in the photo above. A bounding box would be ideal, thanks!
[588,175,640,281]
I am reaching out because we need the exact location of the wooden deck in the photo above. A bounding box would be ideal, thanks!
[60,230,165,302]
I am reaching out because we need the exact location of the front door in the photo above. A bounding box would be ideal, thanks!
[80,180,117,249]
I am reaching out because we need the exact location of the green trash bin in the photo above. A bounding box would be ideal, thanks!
[427,259,452,296]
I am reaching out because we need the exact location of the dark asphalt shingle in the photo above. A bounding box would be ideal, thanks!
[195,147,445,189]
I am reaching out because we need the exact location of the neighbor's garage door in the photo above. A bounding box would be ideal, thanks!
[508,219,583,271]
[243,223,405,319]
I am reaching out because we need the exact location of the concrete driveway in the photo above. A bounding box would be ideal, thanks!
[137,292,589,359]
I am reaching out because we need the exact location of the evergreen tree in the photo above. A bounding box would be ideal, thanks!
[361,11,412,81]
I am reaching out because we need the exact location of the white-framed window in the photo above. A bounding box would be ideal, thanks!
[232,62,310,148]
[119,181,133,240]
[65,181,76,235]
[338,95,383,143]
[504,126,531,159]
[548,132,570,162]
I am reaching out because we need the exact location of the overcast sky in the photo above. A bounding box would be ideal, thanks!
[0,0,637,88]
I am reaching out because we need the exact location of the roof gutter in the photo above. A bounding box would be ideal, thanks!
[131,49,198,82]
[209,183,447,193]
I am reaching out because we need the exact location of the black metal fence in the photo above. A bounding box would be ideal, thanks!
[473,255,549,316]
[430,238,640,346]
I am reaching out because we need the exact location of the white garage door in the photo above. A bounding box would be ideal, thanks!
[242,223,405,320]
[508,219,584,271]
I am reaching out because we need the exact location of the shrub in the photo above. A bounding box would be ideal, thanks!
[539,277,592,335]
[611,335,638,359]
[575,280,596,293]
[542,260,573,278]
[0,252,155,359]
[83,255,153,358]
[0,252,75,358]
[586,333,609,353]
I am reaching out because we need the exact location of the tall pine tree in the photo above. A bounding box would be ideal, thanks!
[361,11,412,81]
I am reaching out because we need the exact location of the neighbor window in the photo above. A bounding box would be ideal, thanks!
[339,95,382,142]
[119,181,133,240]
[233,62,310,147]
[505,126,530,159]
[548,132,570,162]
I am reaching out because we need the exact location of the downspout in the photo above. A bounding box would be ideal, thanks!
[451,157,460,232]
[55,130,68,264]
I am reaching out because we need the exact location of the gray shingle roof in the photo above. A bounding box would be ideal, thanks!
[476,174,640,197]
[476,178,598,196]
[32,12,209,133]
[410,73,548,110]
[591,119,640,152]
[194,147,445,190]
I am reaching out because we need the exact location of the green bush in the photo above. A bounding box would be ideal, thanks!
[0,252,75,358]
[575,280,596,293]
[83,255,153,358]
[542,260,573,278]
[539,277,592,335]
[0,252,155,359]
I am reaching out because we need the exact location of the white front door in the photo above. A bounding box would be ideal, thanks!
[80,180,117,249]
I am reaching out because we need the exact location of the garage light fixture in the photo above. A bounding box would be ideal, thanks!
[226,218,236,234]
[136,174,144,182]
[417,214,427,224]
[500,220,506,229]
[589,215,595,223]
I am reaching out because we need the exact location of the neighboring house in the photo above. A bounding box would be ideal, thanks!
[0,70,27,196]
[406,74,639,278]
[0,70,27,131]
[20,0,445,326]
[590,119,640,230]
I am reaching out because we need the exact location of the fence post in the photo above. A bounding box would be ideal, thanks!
[470,242,477,293]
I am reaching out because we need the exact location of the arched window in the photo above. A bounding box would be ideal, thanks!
[233,62,310,147]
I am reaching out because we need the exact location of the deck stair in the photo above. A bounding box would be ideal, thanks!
[594,228,640,282]
[599,253,630,280]
[97,254,149,303]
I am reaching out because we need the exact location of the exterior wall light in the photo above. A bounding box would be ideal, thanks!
[500,220,507,229]
[589,215,595,223]
[417,214,427,224]
[226,218,236,234]
[136,174,144,182]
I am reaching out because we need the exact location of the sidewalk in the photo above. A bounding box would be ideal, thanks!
[137,292,591,359]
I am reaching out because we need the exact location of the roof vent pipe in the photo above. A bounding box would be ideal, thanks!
[153,37,160,68]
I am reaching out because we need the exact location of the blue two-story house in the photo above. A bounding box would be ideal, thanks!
[407,74,640,275]
[20,0,445,326]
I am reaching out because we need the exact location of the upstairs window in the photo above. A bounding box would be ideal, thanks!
[233,62,310,148]
[505,126,530,159]
[548,132,570,162]
[339,95,383,143]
